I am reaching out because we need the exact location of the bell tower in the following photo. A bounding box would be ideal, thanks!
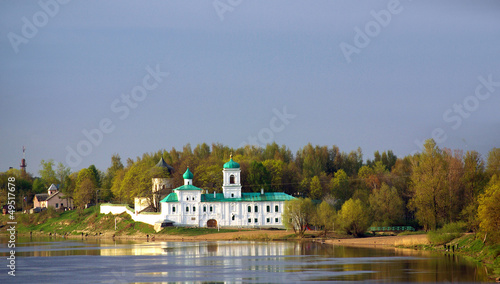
[222,155,241,198]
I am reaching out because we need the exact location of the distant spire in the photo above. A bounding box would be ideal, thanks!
[20,146,27,174]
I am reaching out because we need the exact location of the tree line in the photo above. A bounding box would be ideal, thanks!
[1,140,499,241]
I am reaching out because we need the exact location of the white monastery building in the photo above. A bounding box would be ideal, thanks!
[160,156,294,228]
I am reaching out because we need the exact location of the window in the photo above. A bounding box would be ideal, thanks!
[232,215,235,221]
[254,218,258,223]
[192,196,195,201]
[275,218,279,223]
[203,206,206,212]
[266,218,270,223]
[55,203,59,208]
[173,206,176,213]
[254,205,258,213]
[266,205,270,213]
[275,205,279,212]
[231,193,234,198]
[248,206,251,213]
[187,181,190,185]
[193,206,196,212]
[248,218,251,223]
[230,175,235,184]
[186,206,189,212]
[210,206,213,212]
[186,197,189,201]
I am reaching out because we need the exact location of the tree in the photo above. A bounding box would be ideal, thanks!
[461,151,487,230]
[314,201,336,235]
[195,163,223,193]
[282,198,315,238]
[56,162,71,190]
[309,176,323,200]
[110,169,126,203]
[74,168,98,208]
[486,148,500,177]
[369,183,404,226]
[408,139,448,231]
[74,178,95,208]
[330,169,350,208]
[337,198,371,237]
[477,175,500,243]
[88,165,101,188]
[39,159,58,186]
[262,159,284,192]
[102,154,124,189]
[247,161,271,192]
[443,149,464,223]
[32,178,47,194]
[194,143,211,160]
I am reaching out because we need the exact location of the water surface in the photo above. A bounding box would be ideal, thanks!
[0,237,489,283]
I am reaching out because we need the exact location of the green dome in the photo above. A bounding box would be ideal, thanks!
[223,156,240,169]
[183,167,194,179]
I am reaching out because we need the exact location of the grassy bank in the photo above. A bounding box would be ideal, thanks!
[402,224,500,281]
[0,207,288,240]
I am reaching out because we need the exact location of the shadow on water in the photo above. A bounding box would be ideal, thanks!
[0,237,489,283]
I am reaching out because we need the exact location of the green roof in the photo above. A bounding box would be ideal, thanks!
[174,184,203,191]
[160,192,178,202]
[161,191,294,203]
[223,157,240,169]
[182,167,194,179]
[202,192,294,202]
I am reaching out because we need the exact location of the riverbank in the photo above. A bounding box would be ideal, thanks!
[324,234,430,248]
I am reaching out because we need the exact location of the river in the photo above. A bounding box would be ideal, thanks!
[0,237,489,283]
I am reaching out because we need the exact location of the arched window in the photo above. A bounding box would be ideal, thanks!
[230,175,235,184]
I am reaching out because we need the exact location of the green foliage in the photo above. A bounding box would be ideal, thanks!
[74,178,95,208]
[427,221,467,245]
[282,198,315,238]
[486,148,500,177]
[477,175,500,244]
[39,159,58,186]
[309,176,323,200]
[330,169,350,208]
[409,139,448,231]
[369,183,404,226]
[195,164,223,192]
[337,198,371,237]
[313,201,336,235]
[6,141,499,240]
[247,161,271,192]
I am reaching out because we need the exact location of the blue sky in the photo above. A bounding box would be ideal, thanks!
[1,0,499,175]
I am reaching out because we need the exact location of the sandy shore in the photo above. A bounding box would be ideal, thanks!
[324,234,429,247]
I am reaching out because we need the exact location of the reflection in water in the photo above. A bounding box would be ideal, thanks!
[0,237,489,283]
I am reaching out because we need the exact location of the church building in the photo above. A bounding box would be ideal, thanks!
[160,156,295,228]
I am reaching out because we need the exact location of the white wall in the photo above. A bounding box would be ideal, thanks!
[100,203,162,226]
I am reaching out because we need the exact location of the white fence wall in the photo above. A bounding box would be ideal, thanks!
[100,203,162,226]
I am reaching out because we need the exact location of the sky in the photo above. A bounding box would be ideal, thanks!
[1,0,499,175]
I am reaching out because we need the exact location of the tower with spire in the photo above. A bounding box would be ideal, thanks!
[20,146,27,176]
